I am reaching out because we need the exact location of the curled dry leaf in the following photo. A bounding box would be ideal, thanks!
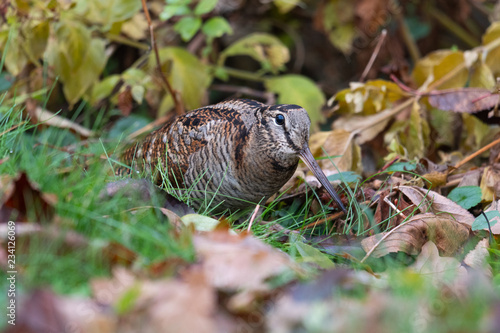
[193,228,296,293]
[332,107,394,144]
[32,107,94,137]
[397,186,475,226]
[480,166,500,202]
[463,238,491,275]
[1,172,57,222]
[410,241,465,283]
[428,88,499,113]
[361,213,470,258]
[10,289,115,333]
[92,267,217,333]
[307,129,361,174]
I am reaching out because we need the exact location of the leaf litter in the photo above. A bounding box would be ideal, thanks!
[6,4,500,333]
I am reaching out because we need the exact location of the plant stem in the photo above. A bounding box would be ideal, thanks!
[426,5,479,48]
[221,67,267,82]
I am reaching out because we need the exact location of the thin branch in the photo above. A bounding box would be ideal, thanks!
[141,0,184,115]
[247,204,260,232]
[426,5,479,48]
[360,29,387,82]
[453,135,500,170]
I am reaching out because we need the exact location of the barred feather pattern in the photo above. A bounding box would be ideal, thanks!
[117,99,311,211]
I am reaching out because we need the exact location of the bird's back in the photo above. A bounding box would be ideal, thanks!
[118,100,272,210]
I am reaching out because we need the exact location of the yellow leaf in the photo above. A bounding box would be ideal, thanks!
[412,50,468,89]
[154,47,211,113]
[469,61,496,89]
[483,22,500,75]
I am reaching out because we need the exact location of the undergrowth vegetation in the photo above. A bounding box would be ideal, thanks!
[2,0,500,332]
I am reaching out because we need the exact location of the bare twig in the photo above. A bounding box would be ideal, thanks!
[301,211,344,230]
[247,204,260,232]
[141,0,184,115]
[360,29,387,82]
[453,136,500,170]
[0,121,26,138]
[383,196,407,219]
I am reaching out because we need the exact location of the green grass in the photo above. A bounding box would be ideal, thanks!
[0,103,195,301]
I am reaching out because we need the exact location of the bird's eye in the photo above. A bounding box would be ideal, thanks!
[275,114,285,126]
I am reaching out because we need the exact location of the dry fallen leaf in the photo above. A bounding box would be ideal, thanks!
[410,241,466,283]
[428,88,499,113]
[361,213,470,257]
[0,172,57,222]
[92,267,220,333]
[333,107,393,144]
[308,129,360,173]
[480,166,500,202]
[193,228,297,293]
[397,186,475,226]
[463,238,491,276]
[7,289,115,333]
[31,107,94,138]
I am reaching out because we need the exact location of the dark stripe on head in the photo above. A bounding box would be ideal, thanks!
[284,131,301,152]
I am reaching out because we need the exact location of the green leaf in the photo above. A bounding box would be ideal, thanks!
[448,186,482,210]
[273,0,300,13]
[194,0,218,15]
[0,74,12,92]
[265,74,325,127]
[46,20,107,105]
[24,21,49,62]
[472,211,500,231]
[220,33,290,73]
[115,284,140,315]
[202,17,232,39]
[131,85,145,104]
[76,0,143,31]
[153,47,211,112]
[107,114,151,139]
[292,240,335,269]
[160,4,191,21]
[174,16,202,41]
[181,214,220,231]
[1,26,28,76]
[321,0,356,54]
[87,74,121,105]
[385,162,417,172]
[327,171,361,183]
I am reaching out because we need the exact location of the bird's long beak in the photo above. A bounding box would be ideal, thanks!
[299,146,347,213]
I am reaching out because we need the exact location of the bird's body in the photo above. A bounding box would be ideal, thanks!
[118,99,345,212]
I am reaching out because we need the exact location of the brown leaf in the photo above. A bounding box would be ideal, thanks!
[31,107,94,138]
[5,289,115,333]
[410,241,465,282]
[92,267,218,333]
[0,172,57,222]
[361,213,470,257]
[463,238,491,275]
[428,88,499,113]
[397,186,475,226]
[480,165,500,202]
[193,229,296,292]
[117,86,133,116]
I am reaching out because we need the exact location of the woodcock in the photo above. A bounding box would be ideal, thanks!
[118,99,347,213]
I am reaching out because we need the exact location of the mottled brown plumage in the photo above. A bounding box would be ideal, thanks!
[118,99,346,213]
